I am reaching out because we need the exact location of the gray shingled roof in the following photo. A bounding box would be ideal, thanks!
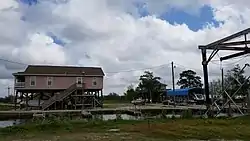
[15,65,104,76]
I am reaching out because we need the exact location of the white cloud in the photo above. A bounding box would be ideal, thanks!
[0,0,250,96]
[20,33,67,65]
[0,0,18,10]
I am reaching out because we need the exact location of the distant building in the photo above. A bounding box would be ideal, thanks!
[13,65,105,110]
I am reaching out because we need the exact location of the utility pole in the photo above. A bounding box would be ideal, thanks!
[221,68,224,99]
[7,86,10,97]
[7,86,12,104]
[210,82,214,115]
[171,61,176,105]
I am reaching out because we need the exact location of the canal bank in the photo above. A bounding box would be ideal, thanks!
[1,116,250,141]
[0,104,247,120]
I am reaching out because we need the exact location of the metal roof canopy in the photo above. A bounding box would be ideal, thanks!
[166,88,204,96]
[166,88,191,96]
[198,28,250,116]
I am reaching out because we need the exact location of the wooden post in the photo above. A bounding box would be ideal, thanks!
[14,91,18,111]
[54,93,58,110]
[20,92,23,109]
[61,101,64,109]
[82,96,85,109]
[31,93,33,100]
[74,91,77,110]
[38,92,41,110]
[81,92,84,110]
[25,93,28,111]
[101,90,103,107]
[93,91,96,108]
[75,97,77,110]
[19,92,23,110]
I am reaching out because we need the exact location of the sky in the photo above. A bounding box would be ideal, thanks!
[1,0,250,96]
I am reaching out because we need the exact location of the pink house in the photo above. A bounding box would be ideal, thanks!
[13,65,105,110]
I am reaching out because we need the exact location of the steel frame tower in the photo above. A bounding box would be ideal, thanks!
[198,28,250,117]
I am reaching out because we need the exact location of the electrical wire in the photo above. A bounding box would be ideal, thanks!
[105,63,170,74]
[210,54,249,66]
[0,57,172,75]
[0,56,245,79]
[174,62,221,75]
[0,58,27,66]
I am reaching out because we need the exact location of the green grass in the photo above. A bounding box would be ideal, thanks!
[103,99,130,104]
[0,105,14,111]
[1,116,250,140]
[103,103,131,108]
[103,100,131,108]
[0,103,18,111]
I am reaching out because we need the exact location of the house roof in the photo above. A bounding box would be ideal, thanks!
[14,65,105,76]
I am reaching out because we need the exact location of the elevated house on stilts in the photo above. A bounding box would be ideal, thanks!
[13,65,104,110]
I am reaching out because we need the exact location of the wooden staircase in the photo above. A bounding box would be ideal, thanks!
[94,98,103,107]
[42,83,77,110]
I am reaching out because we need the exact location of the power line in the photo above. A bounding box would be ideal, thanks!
[0,57,222,77]
[0,56,244,78]
[210,54,249,66]
[105,63,170,74]
[174,63,224,76]
[0,57,172,75]
[174,63,212,74]
[0,58,27,66]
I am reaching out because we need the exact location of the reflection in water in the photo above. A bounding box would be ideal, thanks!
[0,119,25,128]
[95,114,143,121]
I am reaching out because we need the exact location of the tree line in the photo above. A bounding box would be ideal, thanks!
[105,64,250,103]
[210,64,250,97]
[123,70,203,102]
[105,69,203,102]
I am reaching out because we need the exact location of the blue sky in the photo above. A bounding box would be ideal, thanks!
[20,0,220,43]
[137,3,220,31]
[20,0,38,5]
[160,5,220,31]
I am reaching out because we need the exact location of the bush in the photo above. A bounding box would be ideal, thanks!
[181,109,193,119]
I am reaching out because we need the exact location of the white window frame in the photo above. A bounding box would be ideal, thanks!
[92,77,97,86]
[30,76,36,86]
[76,77,83,84]
[47,77,53,86]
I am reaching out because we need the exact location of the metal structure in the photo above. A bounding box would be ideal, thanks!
[204,64,250,116]
[198,28,250,116]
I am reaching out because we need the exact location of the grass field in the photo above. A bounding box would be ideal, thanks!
[103,100,130,104]
[0,103,15,111]
[1,116,250,141]
[103,100,131,108]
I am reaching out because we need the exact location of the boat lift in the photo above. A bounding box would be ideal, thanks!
[198,28,250,117]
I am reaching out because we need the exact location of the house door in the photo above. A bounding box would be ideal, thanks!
[76,77,83,84]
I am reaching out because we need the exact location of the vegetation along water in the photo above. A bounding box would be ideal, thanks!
[0,115,250,141]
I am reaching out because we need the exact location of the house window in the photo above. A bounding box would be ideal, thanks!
[76,77,83,84]
[92,77,97,86]
[30,76,36,86]
[47,77,53,86]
